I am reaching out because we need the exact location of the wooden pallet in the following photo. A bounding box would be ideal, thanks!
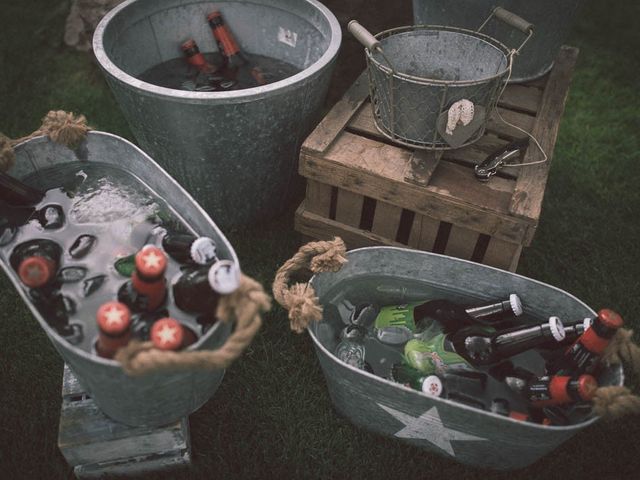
[58,365,191,479]
[296,46,579,271]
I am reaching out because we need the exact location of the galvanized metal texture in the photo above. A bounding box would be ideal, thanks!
[412,0,581,83]
[4,132,238,427]
[308,247,623,470]
[363,24,512,150]
[92,0,341,229]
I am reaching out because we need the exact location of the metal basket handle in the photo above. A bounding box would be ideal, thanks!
[348,20,395,71]
[478,7,534,54]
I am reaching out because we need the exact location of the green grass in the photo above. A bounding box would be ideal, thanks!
[1,1,640,479]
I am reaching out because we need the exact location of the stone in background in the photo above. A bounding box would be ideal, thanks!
[64,0,124,51]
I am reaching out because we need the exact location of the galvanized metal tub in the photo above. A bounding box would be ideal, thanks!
[1,131,238,427]
[412,0,581,83]
[308,247,623,470]
[93,0,341,229]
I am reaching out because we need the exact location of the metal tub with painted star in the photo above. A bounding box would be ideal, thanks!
[307,247,623,470]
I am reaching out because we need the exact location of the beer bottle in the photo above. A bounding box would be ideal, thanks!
[173,259,240,314]
[0,170,44,206]
[525,374,598,407]
[404,317,565,373]
[10,238,62,288]
[161,232,217,265]
[29,286,82,344]
[373,294,522,345]
[547,309,624,375]
[150,317,187,351]
[181,39,218,74]
[95,301,132,358]
[390,363,444,396]
[117,245,168,312]
[207,11,246,68]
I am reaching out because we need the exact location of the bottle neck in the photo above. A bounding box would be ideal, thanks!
[465,299,512,320]
[491,322,559,358]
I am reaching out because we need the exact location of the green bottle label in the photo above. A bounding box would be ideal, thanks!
[404,335,471,375]
[374,303,420,332]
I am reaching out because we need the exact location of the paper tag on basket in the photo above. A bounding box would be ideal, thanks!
[436,103,486,148]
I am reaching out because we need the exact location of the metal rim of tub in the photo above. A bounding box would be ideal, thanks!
[6,132,237,368]
[305,245,624,431]
[92,0,342,104]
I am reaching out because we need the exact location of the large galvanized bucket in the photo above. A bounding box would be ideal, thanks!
[412,0,581,83]
[288,246,623,470]
[93,0,341,229]
[1,132,240,427]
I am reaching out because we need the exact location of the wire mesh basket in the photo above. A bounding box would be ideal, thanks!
[349,8,534,150]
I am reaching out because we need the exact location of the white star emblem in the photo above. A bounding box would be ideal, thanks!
[103,306,125,327]
[377,403,487,457]
[155,324,178,347]
[142,250,163,270]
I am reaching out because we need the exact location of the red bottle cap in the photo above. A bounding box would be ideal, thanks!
[181,39,198,52]
[18,256,56,288]
[96,302,132,336]
[151,318,184,350]
[597,309,623,329]
[509,411,530,422]
[576,374,598,401]
[135,245,167,279]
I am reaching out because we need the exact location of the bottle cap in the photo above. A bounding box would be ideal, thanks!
[421,375,443,396]
[135,245,167,278]
[190,236,217,265]
[577,374,598,401]
[151,318,184,350]
[207,259,241,294]
[509,293,523,316]
[181,39,198,52]
[96,302,131,336]
[583,318,592,331]
[597,309,623,329]
[207,10,222,23]
[18,256,55,288]
[548,316,566,342]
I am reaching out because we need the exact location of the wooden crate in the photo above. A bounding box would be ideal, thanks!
[296,46,579,272]
[58,365,191,479]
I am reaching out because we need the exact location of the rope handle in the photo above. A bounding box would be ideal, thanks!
[0,110,91,172]
[593,328,640,419]
[272,237,347,333]
[115,274,271,376]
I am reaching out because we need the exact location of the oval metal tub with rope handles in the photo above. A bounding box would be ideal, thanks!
[273,238,639,470]
[0,112,271,427]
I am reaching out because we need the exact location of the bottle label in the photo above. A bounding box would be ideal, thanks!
[404,335,471,375]
[374,303,418,332]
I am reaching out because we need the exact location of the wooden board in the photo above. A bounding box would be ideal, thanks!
[298,46,580,271]
[58,365,191,479]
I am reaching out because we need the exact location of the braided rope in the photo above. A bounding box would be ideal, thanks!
[115,275,271,376]
[272,237,347,333]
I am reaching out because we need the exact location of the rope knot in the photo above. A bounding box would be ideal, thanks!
[286,283,323,333]
[40,110,91,147]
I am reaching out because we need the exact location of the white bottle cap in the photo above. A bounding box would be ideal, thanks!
[548,316,566,342]
[208,259,241,295]
[583,317,592,330]
[421,375,444,397]
[510,294,523,316]
[190,236,217,265]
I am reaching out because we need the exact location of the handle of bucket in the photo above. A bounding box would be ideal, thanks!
[0,111,91,173]
[272,237,347,333]
[115,273,272,376]
[477,7,534,54]
[592,327,640,419]
[347,20,396,72]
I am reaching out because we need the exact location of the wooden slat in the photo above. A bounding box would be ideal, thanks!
[509,46,580,221]
[300,140,533,245]
[416,215,440,251]
[301,71,369,154]
[305,179,333,217]
[498,84,543,115]
[444,224,479,260]
[334,188,364,228]
[295,202,405,250]
[405,150,443,187]
[370,200,402,240]
[483,237,523,272]
[485,107,536,140]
